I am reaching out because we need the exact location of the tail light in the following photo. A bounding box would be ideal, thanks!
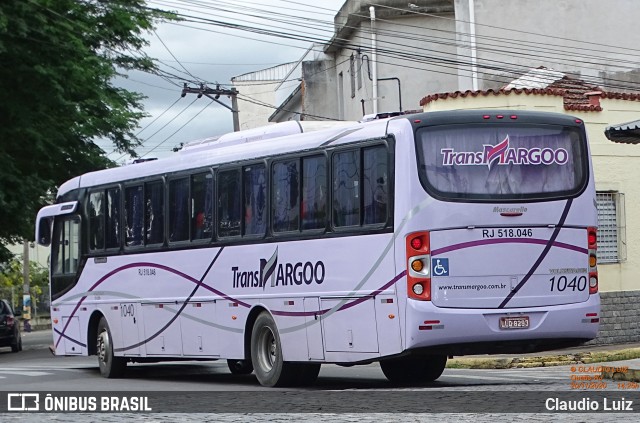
[6,316,14,327]
[406,231,431,301]
[588,226,598,294]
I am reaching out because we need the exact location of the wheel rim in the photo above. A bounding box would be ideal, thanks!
[97,329,109,364]
[256,325,276,372]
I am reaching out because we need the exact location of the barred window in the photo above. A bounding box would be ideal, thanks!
[596,191,626,263]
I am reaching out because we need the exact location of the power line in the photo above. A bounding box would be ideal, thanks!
[153,29,204,82]
[141,100,215,158]
[113,97,199,162]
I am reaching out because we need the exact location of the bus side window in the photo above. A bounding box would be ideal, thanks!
[145,181,164,245]
[332,150,360,227]
[243,165,267,236]
[88,191,104,250]
[192,172,213,240]
[105,187,121,249]
[363,146,388,225]
[169,178,189,242]
[218,170,241,238]
[125,185,143,246]
[272,160,300,233]
[302,155,327,230]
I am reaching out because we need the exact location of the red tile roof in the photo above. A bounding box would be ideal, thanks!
[417,74,638,112]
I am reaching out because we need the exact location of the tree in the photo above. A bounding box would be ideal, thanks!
[0,0,174,262]
[0,257,48,310]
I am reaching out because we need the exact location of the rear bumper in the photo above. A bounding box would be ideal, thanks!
[405,294,600,355]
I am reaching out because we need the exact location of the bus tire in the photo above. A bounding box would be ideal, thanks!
[97,317,126,378]
[380,355,447,384]
[227,359,254,375]
[250,311,295,387]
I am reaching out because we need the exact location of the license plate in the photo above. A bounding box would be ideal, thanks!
[499,316,530,330]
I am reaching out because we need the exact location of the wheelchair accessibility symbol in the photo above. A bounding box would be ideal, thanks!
[432,258,449,276]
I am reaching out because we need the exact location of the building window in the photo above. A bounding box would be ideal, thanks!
[596,191,626,263]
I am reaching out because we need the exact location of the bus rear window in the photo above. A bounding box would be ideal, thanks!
[416,124,587,201]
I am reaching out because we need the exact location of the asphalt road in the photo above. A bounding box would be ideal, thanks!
[1,329,578,391]
[1,330,639,421]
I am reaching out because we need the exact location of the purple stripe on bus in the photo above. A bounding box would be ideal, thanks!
[55,260,406,350]
[53,327,86,348]
[499,199,574,308]
[432,237,587,256]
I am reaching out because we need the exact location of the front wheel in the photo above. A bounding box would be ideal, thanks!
[250,312,297,387]
[380,355,447,384]
[97,317,126,378]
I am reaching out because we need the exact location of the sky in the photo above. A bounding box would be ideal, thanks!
[103,0,347,163]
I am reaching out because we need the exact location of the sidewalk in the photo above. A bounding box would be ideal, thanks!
[448,342,640,382]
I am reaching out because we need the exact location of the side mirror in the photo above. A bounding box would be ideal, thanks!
[13,308,22,317]
[37,218,52,246]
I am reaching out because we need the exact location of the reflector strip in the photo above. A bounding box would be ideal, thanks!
[419,325,445,330]
[381,298,394,303]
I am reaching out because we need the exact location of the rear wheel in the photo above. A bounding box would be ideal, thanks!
[227,359,254,375]
[97,317,126,378]
[250,312,297,387]
[380,355,447,384]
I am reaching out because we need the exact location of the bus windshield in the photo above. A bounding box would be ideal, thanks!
[416,124,588,201]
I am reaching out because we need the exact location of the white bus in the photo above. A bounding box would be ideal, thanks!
[35,110,599,387]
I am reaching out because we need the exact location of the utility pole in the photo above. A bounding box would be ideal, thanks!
[182,84,240,132]
[22,239,31,332]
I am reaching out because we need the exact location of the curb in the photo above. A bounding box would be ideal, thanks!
[447,348,640,371]
[601,367,640,383]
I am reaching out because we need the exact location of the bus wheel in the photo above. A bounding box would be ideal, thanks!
[97,317,126,378]
[380,355,447,384]
[250,312,295,387]
[227,359,254,375]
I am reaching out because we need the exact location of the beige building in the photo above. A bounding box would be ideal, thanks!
[419,69,640,343]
